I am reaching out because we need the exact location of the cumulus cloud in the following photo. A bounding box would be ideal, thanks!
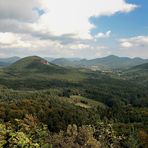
[69,44,90,50]
[0,31,108,58]
[0,33,34,49]
[0,32,63,49]
[0,0,137,39]
[32,0,137,39]
[95,31,111,39]
[120,36,148,48]
[0,0,138,58]
[0,0,41,22]
[116,36,148,58]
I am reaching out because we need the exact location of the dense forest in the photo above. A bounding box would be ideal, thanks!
[0,56,148,147]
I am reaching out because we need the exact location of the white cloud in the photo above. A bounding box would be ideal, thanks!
[0,31,109,58]
[69,44,90,50]
[95,30,111,39]
[0,32,33,48]
[120,36,148,48]
[0,32,19,45]
[0,0,138,58]
[117,36,148,58]
[0,0,41,22]
[0,0,138,39]
[120,42,133,48]
[0,32,60,49]
[32,0,137,39]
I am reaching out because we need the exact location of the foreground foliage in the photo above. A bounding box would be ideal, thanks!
[0,56,148,147]
[1,115,141,148]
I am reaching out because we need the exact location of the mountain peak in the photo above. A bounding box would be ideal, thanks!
[6,56,67,75]
[7,56,49,71]
[106,55,119,58]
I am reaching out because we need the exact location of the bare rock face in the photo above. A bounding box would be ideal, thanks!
[40,60,49,65]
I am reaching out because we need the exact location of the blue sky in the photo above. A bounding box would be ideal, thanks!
[0,0,148,58]
[91,0,148,37]
[90,0,148,58]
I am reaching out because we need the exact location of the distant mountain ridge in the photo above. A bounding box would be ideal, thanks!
[0,56,20,67]
[0,56,20,63]
[1,55,148,71]
[51,55,148,71]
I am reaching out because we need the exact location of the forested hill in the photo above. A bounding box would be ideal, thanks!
[0,56,147,107]
[6,56,67,74]
[132,62,148,70]
[1,55,148,71]
[51,55,148,70]
[0,56,148,147]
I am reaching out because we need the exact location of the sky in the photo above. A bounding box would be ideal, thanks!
[0,0,148,59]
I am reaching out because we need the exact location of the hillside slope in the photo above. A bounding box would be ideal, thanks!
[0,56,20,63]
[132,62,148,70]
[0,56,20,67]
[0,56,147,108]
[6,56,68,74]
[122,63,148,85]
[51,55,148,71]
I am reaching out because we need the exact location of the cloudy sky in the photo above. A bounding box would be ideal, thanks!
[0,0,148,59]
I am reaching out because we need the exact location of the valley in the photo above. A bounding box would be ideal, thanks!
[0,56,148,147]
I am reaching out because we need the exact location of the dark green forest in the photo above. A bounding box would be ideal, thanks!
[0,56,148,147]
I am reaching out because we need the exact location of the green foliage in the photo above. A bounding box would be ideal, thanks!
[0,56,148,147]
[0,115,52,147]
[1,116,130,148]
[0,123,7,147]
